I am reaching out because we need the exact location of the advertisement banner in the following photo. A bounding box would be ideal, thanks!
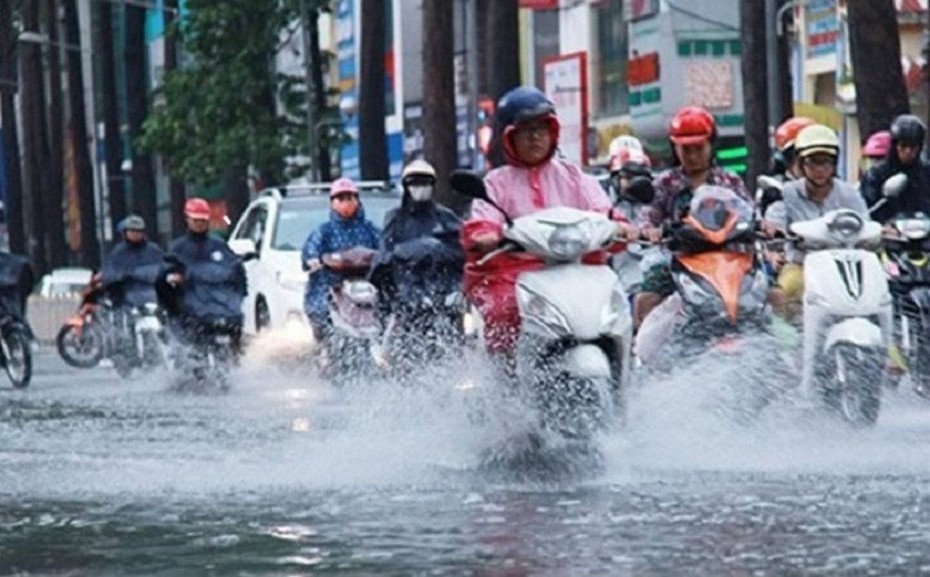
[805,0,838,60]
[543,52,589,165]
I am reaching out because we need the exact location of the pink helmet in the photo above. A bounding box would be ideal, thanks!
[329,177,359,198]
[862,130,891,159]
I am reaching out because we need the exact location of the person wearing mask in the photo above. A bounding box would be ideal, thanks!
[100,214,165,309]
[761,124,869,317]
[634,105,751,328]
[860,114,930,224]
[860,130,891,178]
[160,198,247,351]
[462,85,638,362]
[301,177,380,346]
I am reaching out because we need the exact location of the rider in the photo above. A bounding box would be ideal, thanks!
[634,105,751,328]
[301,177,380,346]
[0,250,33,328]
[860,130,891,177]
[860,114,930,223]
[761,124,869,317]
[100,214,165,309]
[608,141,655,297]
[160,197,247,351]
[462,85,638,360]
[370,159,464,306]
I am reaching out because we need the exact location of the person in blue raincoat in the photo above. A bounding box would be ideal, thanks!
[158,198,247,350]
[100,214,165,309]
[301,177,380,344]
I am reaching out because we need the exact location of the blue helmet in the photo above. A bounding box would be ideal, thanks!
[495,86,555,129]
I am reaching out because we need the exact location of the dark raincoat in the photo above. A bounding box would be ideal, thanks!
[861,152,930,223]
[0,252,33,322]
[100,240,165,308]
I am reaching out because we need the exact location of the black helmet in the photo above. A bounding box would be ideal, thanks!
[890,114,926,147]
[495,86,555,129]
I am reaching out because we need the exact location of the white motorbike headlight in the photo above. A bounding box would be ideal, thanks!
[548,224,591,260]
[827,212,863,242]
[517,287,571,338]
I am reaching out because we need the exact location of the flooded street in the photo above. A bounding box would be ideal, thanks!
[3,338,930,576]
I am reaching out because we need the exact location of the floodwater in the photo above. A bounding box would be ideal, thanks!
[3,332,930,576]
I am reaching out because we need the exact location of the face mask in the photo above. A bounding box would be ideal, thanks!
[408,185,433,202]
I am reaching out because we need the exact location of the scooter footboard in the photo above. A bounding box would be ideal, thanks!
[823,317,884,353]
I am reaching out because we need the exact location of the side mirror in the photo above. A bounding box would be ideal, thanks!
[228,237,258,256]
[883,172,907,198]
[623,176,655,204]
[755,175,784,204]
[449,170,489,201]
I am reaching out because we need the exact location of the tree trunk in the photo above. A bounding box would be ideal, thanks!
[422,0,460,211]
[848,0,910,141]
[164,0,186,238]
[307,5,332,181]
[358,0,388,181]
[777,3,794,123]
[98,0,127,241]
[0,0,26,255]
[740,0,769,186]
[45,0,67,267]
[21,0,50,274]
[63,0,99,267]
[124,5,158,238]
[484,0,519,169]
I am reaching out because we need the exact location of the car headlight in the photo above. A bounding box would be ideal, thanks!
[276,271,307,292]
[517,287,571,338]
[548,224,591,260]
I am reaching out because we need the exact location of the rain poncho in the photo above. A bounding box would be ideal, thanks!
[160,232,246,324]
[100,240,165,308]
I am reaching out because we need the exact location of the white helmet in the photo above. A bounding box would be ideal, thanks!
[401,159,437,182]
[608,135,644,157]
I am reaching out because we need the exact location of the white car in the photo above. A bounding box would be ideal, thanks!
[36,267,93,298]
[227,181,400,335]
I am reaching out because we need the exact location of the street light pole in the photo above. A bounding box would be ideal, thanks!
[301,0,318,182]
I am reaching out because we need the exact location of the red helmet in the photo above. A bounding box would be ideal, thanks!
[862,130,892,158]
[184,197,211,220]
[774,116,816,152]
[609,148,652,177]
[669,106,716,145]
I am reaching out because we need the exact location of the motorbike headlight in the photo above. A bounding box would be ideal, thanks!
[894,217,930,240]
[276,271,307,292]
[517,287,571,338]
[548,224,591,260]
[827,212,863,243]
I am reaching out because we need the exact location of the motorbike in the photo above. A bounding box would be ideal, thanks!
[0,270,33,388]
[316,246,382,383]
[371,236,467,378]
[633,186,783,417]
[57,275,109,369]
[158,254,249,391]
[791,208,892,426]
[452,171,633,442]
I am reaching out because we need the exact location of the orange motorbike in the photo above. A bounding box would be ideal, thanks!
[56,274,109,368]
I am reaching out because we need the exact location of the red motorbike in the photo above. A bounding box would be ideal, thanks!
[56,274,109,368]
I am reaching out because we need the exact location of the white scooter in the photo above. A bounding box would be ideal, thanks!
[452,172,636,441]
[791,204,893,426]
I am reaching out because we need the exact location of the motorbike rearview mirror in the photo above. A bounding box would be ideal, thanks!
[755,175,784,204]
[623,176,655,204]
[449,169,512,226]
[883,172,907,198]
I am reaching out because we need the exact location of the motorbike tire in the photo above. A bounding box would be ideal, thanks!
[56,323,105,369]
[2,326,32,389]
[825,343,883,427]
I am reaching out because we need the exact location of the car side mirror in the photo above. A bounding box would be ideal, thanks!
[228,238,258,257]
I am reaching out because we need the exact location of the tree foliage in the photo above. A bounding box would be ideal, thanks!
[140,0,329,187]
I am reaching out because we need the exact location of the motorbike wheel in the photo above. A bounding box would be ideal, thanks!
[912,337,930,399]
[112,353,134,379]
[1,326,32,388]
[825,343,883,427]
[56,324,105,368]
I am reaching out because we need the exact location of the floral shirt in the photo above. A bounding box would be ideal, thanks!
[639,166,751,227]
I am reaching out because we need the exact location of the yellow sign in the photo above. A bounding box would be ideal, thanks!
[793,102,842,131]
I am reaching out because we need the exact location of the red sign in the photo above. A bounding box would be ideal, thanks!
[519,0,558,9]
[628,52,660,86]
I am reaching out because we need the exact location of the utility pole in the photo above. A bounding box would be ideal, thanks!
[301,0,318,182]
[0,0,26,255]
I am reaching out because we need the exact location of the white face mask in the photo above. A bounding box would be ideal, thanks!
[408,185,433,202]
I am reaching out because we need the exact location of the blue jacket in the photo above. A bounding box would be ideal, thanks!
[301,207,380,317]
[100,240,165,308]
[161,232,247,324]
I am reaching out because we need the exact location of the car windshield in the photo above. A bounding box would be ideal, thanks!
[271,196,399,251]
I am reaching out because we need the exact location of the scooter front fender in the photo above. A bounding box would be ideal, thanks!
[823,317,884,353]
[560,343,611,379]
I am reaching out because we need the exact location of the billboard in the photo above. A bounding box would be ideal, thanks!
[543,52,589,165]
